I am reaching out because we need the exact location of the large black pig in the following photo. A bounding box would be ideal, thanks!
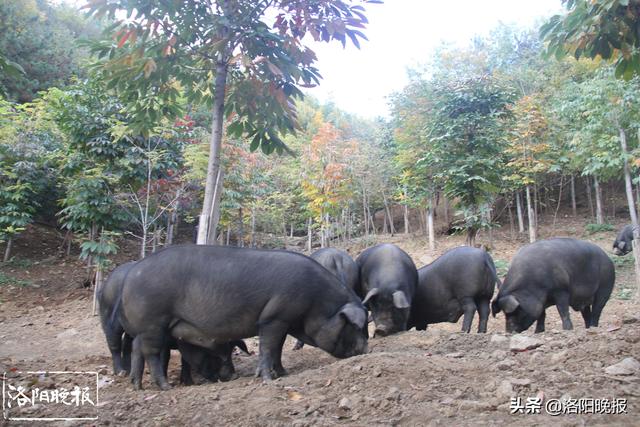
[409,247,499,333]
[311,248,360,292]
[99,261,242,385]
[98,261,136,375]
[294,248,361,350]
[491,238,614,333]
[613,224,635,256]
[356,243,418,337]
[120,245,368,390]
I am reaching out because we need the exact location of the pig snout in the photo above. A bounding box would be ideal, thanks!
[373,325,390,337]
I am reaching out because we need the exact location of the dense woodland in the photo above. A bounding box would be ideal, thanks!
[2,0,640,288]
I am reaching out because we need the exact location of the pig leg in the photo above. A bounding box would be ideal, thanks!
[580,306,592,328]
[161,345,171,377]
[103,321,126,375]
[293,339,304,350]
[460,297,477,333]
[138,331,172,390]
[256,320,289,381]
[121,333,132,374]
[272,334,288,377]
[590,283,613,327]
[130,335,145,390]
[179,357,194,386]
[554,293,573,330]
[476,298,490,333]
[534,310,546,333]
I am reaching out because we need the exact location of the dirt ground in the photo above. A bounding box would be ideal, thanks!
[1,215,639,426]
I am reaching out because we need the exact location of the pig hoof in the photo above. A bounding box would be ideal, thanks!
[159,382,172,391]
[132,380,143,390]
[274,367,287,377]
[292,340,304,351]
[116,370,128,377]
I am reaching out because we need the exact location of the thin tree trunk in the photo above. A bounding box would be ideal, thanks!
[197,57,229,245]
[585,176,595,219]
[362,184,369,237]
[442,195,449,228]
[466,228,478,246]
[238,207,244,247]
[3,238,12,263]
[570,175,577,216]
[403,194,409,235]
[636,182,640,216]
[427,198,435,251]
[250,207,256,247]
[92,266,102,316]
[347,209,352,241]
[516,191,525,233]
[533,184,539,226]
[526,185,536,243]
[226,224,231,245]
[290,223,294,238]
[620,127,640,301]
[165,211,175,246]
[594,175,603,225]
[382,208,389,234]
[508,201,515,239]
[307,217,312,252]
[553,175,564,228]
[382,192,395,235]
[207,169,225,244]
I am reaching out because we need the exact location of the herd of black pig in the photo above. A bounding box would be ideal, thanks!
[98,224,632,391]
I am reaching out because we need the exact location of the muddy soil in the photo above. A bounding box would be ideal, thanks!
[0,217,639,426]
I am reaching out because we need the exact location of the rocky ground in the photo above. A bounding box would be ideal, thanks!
[0,216,639,426]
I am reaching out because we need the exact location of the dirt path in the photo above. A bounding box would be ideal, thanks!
[1,218,639,425]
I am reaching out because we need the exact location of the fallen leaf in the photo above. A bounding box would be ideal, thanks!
[144,394,158,401]
[287,390,303,401]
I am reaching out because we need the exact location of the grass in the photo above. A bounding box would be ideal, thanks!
[2,257,34,268]
[493,259,509,277]
[610,254,635,267]
[585,223,616,234]
[0,271,31,287]
[615,281,634,300]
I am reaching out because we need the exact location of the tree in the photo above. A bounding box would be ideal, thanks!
[0,0,100,102]
[541,0,640,79]
[0,97,62,261]
[84,0,377,245]
[506,94,551,242]
[428,74,513,246]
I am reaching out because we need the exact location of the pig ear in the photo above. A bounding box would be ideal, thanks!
[392,291,410,309]
[340,304,367,329]
[501,295,520,314]
[362,287,379,305]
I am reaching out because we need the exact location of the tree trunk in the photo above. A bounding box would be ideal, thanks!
[636,182,640,216]
[403,199,409,235]
[533,184,539,227]
[197,58,229,245]
[307,217,312,252]
[515,191,525,233]
[585,176,594,219]
[290,223,294,239]
[250,207,256,247]
[620,127,640,301]
[443,195,449,225]
[466,227,478,247]
[508,201,515,239]
[382,208,389,234]
[526,185,536,243]
[427,198,435,251]
[382,192,395,235]
[570,175,577,216]
[3,237,12,263]
[165,211,175,246]
[594,175,603,225]
[237,207,244,247]
[552,175,564,228]
[226,224,231,245]
[92,265,103,316]
[362,184,369,237]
